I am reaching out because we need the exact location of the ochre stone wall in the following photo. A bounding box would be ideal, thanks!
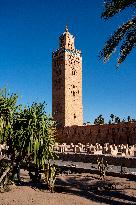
[56,122,136,145]
[52,26,83,127]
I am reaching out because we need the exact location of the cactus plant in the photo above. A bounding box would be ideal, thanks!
[0,88,58,189]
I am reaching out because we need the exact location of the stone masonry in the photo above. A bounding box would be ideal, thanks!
[52,26,83,127]
[56,122,136,145]
[53,142,136,157]
[52,27,136,146]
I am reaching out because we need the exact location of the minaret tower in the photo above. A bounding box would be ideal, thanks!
[52,26,83,126]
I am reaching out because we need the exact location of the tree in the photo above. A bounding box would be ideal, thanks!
[122,118,126,122]
[115,116,120,123]
[0,88,20,185]
[100,0,136,67]
[127,115,131,122]
[0,88,57,188]
[94,114,104,125]
[110,114,114,123]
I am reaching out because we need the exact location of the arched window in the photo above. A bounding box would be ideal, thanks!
[72,70,75,75]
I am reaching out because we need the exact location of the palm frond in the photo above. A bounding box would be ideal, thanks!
[99,17,136,62]
[102,0,136,20]
[117,27,136,66]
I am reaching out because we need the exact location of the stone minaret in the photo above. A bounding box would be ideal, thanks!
[52,26,83,127]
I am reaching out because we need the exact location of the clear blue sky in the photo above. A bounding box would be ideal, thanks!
[0,0,135,123]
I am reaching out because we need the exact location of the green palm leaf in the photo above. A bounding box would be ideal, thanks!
[100,0,136,66]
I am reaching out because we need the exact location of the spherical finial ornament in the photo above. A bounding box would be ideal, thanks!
[65,25,68,32]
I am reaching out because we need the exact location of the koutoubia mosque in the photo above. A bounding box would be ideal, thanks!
[52,26,136,145]
[52,25,83,127]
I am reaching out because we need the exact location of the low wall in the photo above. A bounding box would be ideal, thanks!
[58,153,136,168]
[56,122,136,145]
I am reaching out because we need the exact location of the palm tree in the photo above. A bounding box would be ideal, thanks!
[127,115,131,122]
[110,114,114,123]
[115,116,120,123]
[100,0,136,67]
[94,114,104,125]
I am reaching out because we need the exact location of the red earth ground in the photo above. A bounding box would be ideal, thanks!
[0,170,136,205]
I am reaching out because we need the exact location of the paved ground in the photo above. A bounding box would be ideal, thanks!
[50,159,136,175]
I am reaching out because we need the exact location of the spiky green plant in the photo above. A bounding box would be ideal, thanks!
[18,102,58,169]
[0,88,58,188]
[45,163,58,192]
[97,158,108,179]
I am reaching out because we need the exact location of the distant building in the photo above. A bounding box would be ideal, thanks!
[52,26,136,145]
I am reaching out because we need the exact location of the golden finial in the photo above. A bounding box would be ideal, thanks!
[65,24,68,32]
